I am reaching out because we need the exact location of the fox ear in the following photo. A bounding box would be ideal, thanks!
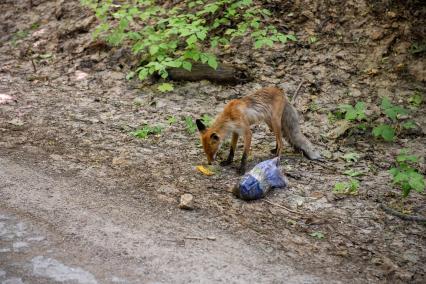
[196,119,206,133]
[210,133,220,142]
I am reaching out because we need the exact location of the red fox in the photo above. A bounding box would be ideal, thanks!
[196,87,321,174]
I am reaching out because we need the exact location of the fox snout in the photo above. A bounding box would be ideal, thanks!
[206,152,217,164]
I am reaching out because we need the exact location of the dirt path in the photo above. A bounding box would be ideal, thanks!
[0,152,334,284]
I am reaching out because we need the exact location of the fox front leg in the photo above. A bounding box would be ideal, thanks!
[220,132,238,166]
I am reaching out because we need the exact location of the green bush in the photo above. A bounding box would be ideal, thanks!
[81,0,296,88]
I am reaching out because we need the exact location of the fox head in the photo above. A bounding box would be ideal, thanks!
[196,119,221,164]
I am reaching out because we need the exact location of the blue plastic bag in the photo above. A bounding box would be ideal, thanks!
[233,157,288,200]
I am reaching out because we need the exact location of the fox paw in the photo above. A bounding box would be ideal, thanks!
[220,160,232,166]
[237,166,246,175]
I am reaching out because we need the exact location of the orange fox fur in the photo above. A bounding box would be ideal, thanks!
[196,87,321,174]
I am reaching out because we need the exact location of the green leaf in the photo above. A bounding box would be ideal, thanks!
[344,169,363,177]
[287,34,297,41]
[167,116,177,125]
[185,116,197,134]
[186,34,198,46]
[409,93,423,107]
[381,125,395,141]
[342,152,360,163]
[381,97,393,110]
[207,55,218,69]
[149,45,159,55]
[158,83,174,93]
[131,125,163,139]
[310,231,325,239]
[402,120,416,129]
[408,172,425,192]
[334,182,346,192]
[254,39,264,49]
[372,124,395,142]
[196,30,207,40]
[182,61,192,71]
[138,68,149,81]
[163,60,182,68]
[210,38,218,48]
[201,114,213,127]
[126,71,135,80]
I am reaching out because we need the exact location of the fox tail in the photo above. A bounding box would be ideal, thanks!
[282,103,322,160]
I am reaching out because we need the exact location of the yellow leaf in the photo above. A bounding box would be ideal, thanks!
[196,165,214,176]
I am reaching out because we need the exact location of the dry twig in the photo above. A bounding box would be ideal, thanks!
[264,199,303,215]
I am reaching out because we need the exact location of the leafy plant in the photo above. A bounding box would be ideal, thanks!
[131,125,163,139]
[81,0,297,89]
[372,123,395,142]
[201,114,213,127]
[380,97,409,121]
[389,149,425,197]
[184,116,197,134]
[308,36,318,44]
[308,101,319,112]
[167,115,177,125]
[341,152,360,163]
[372,97,410,142]
[333,178,359,195]
[401,120,416,130]
[310,231,325,240]
[158,83,174,93]
[409,92,423,107]
[338,102,366,122]
[409,41,426,54]
[11,30,29,46]
[343,169,363,177]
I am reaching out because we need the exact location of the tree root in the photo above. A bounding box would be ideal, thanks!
[380,203,426,222]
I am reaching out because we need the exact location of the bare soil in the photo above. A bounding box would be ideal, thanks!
[1,0,425,283]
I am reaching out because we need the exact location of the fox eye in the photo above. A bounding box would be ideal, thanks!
[210,133,219,142]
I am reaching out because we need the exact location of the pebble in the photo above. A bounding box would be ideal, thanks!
[179,194,194,210]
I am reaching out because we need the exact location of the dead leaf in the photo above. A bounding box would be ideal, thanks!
[196,165,214,176]
[327,120,351,139]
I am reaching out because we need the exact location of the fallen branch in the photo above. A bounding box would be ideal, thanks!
[184,236,216,241]
[264,199,303,215]
[291,80,304,104]
[167,62,251,84]
[380,203,426,222]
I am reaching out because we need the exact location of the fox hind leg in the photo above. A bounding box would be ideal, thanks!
[237,129,252,175]
[270,118,284,157]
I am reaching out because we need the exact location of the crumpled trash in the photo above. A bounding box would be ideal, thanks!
[233,157,288,200]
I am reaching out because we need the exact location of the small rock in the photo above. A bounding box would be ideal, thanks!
[349,88,362,97]
[377,88,392,98]
[74,70,89,81]
[8,119,24,127]
[368,28,385,40]
[13,241,29,250]
[402,250,419,263]
[387,11,397,18]
[408,60,426,82]
[179,194,194,210]
[0,94,16,105]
